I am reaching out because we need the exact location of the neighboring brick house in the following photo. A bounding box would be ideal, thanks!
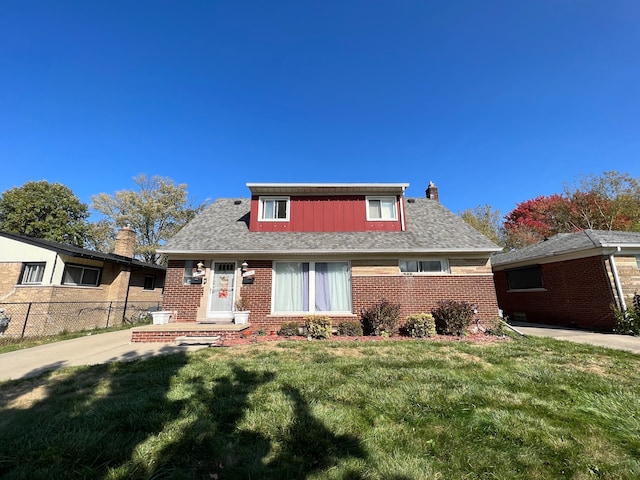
[491,230,640,330]
[157,182,501,331]
[0,227,166,336]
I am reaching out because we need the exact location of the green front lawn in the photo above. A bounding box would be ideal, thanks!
[1,337,639,479]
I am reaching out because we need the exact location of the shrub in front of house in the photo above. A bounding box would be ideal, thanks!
[337,321,363,336]
[613,293,640,336]
[360,299,400,336]
[402,313,436,338]
[304,315,332,339]
[481,316,507,336]
[431,300,474,336]
[278,322,301,337]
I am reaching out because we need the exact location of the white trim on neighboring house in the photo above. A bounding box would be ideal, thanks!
[609,248,627,311]
[491,247,610,271]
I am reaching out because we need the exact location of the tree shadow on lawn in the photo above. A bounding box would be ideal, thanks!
[0,353,369,479]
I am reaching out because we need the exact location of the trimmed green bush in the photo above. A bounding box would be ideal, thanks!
[431,300,474,336]
[337,321,363,336]
[360,299,400,336]
[304,315,332,339]
[278,322,301,337]
[613,293,640,336]
[482,316,507,336]
[403,313,436,338]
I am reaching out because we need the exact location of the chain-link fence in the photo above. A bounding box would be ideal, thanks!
[0,300,162,338]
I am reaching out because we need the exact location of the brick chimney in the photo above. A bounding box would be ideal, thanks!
[113,226,136,258]
[426,181,439,201]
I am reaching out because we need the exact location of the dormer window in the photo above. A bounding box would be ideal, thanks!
[367,196,397,221]
[260,197,290,221]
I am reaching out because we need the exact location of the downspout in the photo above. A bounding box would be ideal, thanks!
[399,186,406,231]
[609,247,626,311]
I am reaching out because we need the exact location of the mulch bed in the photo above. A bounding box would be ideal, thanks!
[219,332,511,347]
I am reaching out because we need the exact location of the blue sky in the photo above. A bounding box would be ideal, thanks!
[1,1,639,220]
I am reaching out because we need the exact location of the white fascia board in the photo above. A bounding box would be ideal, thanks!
[246,183,410,196]
[491,247,612,271]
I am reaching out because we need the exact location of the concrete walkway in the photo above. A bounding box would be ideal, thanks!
[0,330,208,382]
[508,322,640,354]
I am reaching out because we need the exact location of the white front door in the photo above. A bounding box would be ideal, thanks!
[207,262,236,320]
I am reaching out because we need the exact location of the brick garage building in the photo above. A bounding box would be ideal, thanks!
[492,230,640,330]
[158,182,502,331]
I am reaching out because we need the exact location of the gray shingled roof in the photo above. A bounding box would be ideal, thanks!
[159,198,501,255]
[0,231,166,271]
[491,230,640,267]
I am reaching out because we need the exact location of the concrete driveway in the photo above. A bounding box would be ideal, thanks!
[0,330,208,382]
[508,322,640,354]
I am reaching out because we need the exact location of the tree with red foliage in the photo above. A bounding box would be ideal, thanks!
[503,171,640,250]
[504,194,571,249]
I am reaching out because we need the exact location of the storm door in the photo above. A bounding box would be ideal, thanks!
[206,262,236,319]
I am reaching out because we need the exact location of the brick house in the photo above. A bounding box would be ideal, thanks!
[491,230,640,330]
[157,182,501,331]
[0,227,166,336]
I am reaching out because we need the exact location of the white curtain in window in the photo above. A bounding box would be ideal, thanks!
[23,264,45,283]
[369,200,381,219]
[274,262,305,312]
[380,198,395,219]
[326,262,350,311]
[264,200,275,219]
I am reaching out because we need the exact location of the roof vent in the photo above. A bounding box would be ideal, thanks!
[234,200,242,205]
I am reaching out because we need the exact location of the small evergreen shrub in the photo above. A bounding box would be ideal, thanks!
[360,299,400,336]
[403,313,436,338]
[278,322,301,337]
[482,316,507,336]
[431,300,474,336]
[304,315,332,339]
[337,321,363,336]
[613,294,640,336]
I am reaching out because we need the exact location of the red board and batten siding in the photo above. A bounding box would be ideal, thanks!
[249,196,403,232]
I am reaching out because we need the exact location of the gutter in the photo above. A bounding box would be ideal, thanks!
[157,247,502,256]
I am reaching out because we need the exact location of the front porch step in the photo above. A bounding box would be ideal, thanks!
[175,335,221,346]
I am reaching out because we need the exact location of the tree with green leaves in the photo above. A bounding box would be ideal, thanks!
[459,204,504,248]
[563,171,640,231]
[0,180,90,246]
[91,174,207,264]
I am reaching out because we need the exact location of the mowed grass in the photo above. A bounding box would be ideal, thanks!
[1,337,639,479]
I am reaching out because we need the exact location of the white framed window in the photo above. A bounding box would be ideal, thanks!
[62,265,101,286]
[399,259,449,274]
[367,196,397,221]
[21,263,46,284]
[272,261,352,313]
[259,196,290,221]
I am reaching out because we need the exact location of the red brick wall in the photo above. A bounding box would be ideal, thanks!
[229,260,498,329]
[162,258,499,329]
[493,256,617,330]
[162,260,205,322]
[352,275,499,321]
